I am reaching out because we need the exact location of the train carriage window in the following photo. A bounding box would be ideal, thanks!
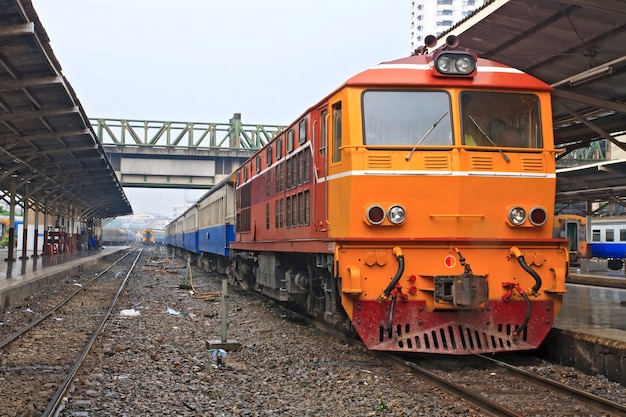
[299,119,307,144]
[592,229,600,242]
[620,229,626,241]
[266,146,273,165]
[320,110,328,156]
[461,91,541,148]
[288,129,294,153]
[606,229,615,242]
[255,155,261,173]
[332,102,342,163]
[363,91,452,146]
[276,137,283,159]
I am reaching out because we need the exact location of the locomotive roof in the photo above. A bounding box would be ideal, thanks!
[344,52,552,91]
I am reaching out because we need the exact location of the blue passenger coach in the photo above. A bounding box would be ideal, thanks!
[590,216,626,262]
[165,177,235,273]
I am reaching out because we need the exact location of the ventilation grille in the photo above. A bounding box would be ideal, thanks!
[424,155,450,169]
[380,322,527,353]
[521,156,545,171]
[470,155,493,170]
[367,154,392,168]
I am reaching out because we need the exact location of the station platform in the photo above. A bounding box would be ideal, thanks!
[539,268,626,384]
[0,247,128,312]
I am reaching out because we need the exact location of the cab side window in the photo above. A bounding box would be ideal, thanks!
[332,102,342,163]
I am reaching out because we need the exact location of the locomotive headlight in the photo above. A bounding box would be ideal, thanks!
[435,55,452,73]
[388,205,406,225]
[508,206,527,226]
[433,52,476,76]
[455,56,475,73]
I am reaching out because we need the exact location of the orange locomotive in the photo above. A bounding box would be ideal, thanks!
[230,36,568,354]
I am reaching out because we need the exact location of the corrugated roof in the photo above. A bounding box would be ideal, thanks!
[0,0,132,219]
[434,0,626,205]
[436,0,626,155]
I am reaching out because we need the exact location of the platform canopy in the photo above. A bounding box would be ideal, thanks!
[432,0,626,205]
[0,0,132,219]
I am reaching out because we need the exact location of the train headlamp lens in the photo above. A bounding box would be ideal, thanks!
[366,205,385,225]
[434,52,476,75]
[436,56,452,73]
[388,205,406,225]
[455,56,475,73]
[508,207,527,226]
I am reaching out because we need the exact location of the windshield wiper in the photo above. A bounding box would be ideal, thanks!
[468,115,510,163]
[405,112,448,161]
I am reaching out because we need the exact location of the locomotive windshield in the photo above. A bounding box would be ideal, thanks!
[362,90,453,146]
[461,91,542,148]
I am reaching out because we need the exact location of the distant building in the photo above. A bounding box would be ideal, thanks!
[410,0,485,52]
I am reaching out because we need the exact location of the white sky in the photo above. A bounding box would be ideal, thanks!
[32,1,410,217]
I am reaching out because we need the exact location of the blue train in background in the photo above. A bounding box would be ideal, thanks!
[165,177,235,274]
[554,214,626,269]
[588,216,626,266]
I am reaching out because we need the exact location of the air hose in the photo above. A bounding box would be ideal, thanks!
[383,247,405,298]
[510,247,542,295]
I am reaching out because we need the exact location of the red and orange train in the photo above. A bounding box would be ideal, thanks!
[167,36,569,354]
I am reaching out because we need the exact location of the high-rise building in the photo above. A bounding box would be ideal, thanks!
[410,0,485,52]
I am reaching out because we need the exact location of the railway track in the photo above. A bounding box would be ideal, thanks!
[388,354,626,417]
[266,294,626,416]
[0,248,143,417]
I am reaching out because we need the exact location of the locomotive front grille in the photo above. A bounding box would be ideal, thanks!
[379,322,528,353]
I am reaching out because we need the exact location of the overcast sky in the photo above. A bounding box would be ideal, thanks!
[32,1,410,217]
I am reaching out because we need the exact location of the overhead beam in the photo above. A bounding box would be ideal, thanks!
[565,0,626,15]
[0,22,34,36]
[0,76,63,91]
[551,89,626,114]
[0,128,91,143]
[560,102,626,152]
[0,106,79,122]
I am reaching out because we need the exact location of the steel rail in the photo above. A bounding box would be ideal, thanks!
[42,248,144,417]
[0,248,135,349]
[248,287,522,416]
[385,354,524,417]
[477,354,626,416]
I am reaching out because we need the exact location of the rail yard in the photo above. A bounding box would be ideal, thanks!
[0,246,625,416]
